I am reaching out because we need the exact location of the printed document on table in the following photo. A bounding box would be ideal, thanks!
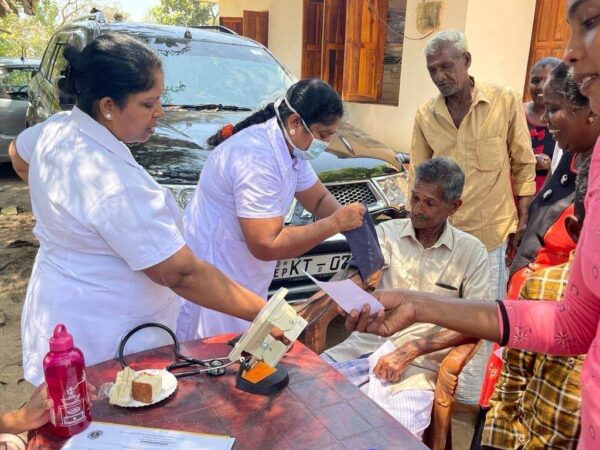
[61,421,235,450]
[303,271,383,313]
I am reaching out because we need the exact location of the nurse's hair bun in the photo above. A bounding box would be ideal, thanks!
[57,33,162,118]
[57,46,82,97]
[64,45,83,65]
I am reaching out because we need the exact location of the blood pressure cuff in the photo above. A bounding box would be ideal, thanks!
[342,209,384,283]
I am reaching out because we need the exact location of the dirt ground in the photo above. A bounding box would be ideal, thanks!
[0,163,37,412]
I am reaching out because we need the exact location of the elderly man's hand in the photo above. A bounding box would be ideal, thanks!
[344,289,417,336]
[506,225,526,266]
[373,345,418,382]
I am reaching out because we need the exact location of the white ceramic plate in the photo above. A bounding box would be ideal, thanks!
[109,369,177,408]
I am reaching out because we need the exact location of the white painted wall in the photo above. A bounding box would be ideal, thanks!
[217,0,303,77]
[217,0,537,151]
[465,0,536,97]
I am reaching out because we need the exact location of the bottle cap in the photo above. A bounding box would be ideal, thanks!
[49,324,74,352]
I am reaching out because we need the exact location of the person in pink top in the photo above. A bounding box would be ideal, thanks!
[344,2,600,448]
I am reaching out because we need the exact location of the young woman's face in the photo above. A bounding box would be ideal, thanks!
[566,0,600,113]
[542,80,596,152]
[529,64,554,108]
[105,69,165,144]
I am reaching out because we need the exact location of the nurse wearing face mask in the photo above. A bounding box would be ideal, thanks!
[177,79,366,340]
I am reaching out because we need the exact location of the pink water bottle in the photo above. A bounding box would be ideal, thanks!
[43,324,91,437]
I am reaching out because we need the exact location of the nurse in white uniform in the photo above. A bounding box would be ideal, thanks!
[9,33,268,386]
[177,79,366,340]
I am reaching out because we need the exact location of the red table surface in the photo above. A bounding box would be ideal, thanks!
[28,335,426,450]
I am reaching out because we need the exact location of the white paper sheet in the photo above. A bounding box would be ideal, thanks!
[303,271,383,313]
[61,421,235,450]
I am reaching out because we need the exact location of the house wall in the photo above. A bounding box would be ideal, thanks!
[465,0,537,99]
[217,0,537,151]
[217,0,303,77]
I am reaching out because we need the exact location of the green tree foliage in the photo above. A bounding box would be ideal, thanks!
[146,0,217,27]
[0,0,128,58]
[0,0,58,57]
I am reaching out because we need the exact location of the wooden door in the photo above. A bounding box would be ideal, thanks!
[322,0,346,93]
[342,0,388,102]
[523,0,568,99]
[243,10,269,47]
[302,0,324,79]
[219,16,243,35]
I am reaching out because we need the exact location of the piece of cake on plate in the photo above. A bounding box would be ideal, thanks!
[109,366,135,405]
[132,372,163,404]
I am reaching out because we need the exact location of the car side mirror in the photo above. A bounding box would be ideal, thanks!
[395,152,410,165]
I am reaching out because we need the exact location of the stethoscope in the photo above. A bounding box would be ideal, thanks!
[117,323,241,378]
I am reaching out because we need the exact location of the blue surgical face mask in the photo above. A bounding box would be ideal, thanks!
[274,97,329,161]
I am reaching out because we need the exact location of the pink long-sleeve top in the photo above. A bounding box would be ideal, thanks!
[498,140,600,449]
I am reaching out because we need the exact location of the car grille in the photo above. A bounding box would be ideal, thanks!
[326,182,380,208]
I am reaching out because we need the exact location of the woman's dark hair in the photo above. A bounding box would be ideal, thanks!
[58,33,162,117]
[530,56,561,75]
[547,62,589,109]
[208,78,343,146]
[574,152,592,222]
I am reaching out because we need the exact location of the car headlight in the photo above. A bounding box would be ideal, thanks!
[372,173,408,209]
[164,184,196,210]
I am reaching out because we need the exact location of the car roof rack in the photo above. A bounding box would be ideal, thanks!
[71,10,106,23]
[189,25,237,35]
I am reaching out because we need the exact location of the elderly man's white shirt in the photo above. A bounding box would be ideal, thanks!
[326,218,491,402]
[16,107,185,385]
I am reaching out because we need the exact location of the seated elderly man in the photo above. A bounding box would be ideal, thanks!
[322,157,491,438]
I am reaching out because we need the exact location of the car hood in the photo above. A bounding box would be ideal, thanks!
[129,110,400,185]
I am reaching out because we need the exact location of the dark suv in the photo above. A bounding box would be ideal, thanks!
[27,14,408,300]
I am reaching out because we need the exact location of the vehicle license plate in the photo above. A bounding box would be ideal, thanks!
[273,253,351,280]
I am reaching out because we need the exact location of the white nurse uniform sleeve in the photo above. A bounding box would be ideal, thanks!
[86,184,186,271]
[295,159,318,192]
[15,121,44,163]
[232,152,284,219]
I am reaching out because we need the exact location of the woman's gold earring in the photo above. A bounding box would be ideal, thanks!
[588,116,595,124]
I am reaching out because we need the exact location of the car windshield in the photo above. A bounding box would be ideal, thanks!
[140,35,294,109]
[0,66,36,99]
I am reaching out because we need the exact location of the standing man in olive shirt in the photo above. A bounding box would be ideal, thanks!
[410,29,536,404]
[411,29,535,298]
